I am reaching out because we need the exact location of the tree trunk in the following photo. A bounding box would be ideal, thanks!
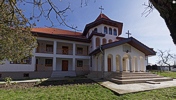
[169,66,171,71]
[150,0,176,45]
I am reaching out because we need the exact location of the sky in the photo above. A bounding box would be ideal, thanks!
[20,0,176,64]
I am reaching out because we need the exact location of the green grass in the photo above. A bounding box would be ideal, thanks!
[152,71,176,78]
[1,71,176,100]
[1,83,176,100]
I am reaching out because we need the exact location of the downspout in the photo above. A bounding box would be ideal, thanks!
[100,45,104,79]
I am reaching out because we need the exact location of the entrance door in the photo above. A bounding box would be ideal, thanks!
[62,60,68,71]
[108,58,111,72]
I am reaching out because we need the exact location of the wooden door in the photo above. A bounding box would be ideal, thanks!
[108,58,111,72]
[62,60,68,71]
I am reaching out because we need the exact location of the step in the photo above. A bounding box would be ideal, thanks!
[109,77,173,84]
[111,75,162,80]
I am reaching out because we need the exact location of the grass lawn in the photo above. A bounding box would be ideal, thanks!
[151,71,176,78]
[0,82,176,100]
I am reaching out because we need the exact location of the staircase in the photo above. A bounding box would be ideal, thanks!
[51,71,76,78]
[106,72,173,84]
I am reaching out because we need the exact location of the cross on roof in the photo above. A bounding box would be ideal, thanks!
[126,30,131,38]
[99,6,104,13]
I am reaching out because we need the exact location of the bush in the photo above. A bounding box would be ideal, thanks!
[4,77,12,85]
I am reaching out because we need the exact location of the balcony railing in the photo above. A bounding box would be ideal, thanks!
[36,49,53,54]
[76,50,88,56]
[57,48,73,55]
[36,48,88,56]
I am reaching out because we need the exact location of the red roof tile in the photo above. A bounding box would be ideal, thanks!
[31,27,82,36]
[95,13,110,21]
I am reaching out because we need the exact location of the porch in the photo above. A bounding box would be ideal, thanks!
[35,57,90,77]
[92,53,146,73]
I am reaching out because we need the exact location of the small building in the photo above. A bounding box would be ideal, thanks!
[0,13,156,79]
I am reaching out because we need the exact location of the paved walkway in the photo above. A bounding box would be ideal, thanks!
[98,79,176,94]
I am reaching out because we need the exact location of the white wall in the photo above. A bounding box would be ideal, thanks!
[0,57,35,72]
[103,43,147,72]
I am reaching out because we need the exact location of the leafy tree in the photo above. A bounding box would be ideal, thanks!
[148,0,176,44]
[0,1,37,62]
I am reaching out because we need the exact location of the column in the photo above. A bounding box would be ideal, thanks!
[112,55,116,72]
[129,58,132,72]
[119,58,123,72]
[53,41,57,71]
[73,43,75,56]
[72,43,76,71]
[31,56,36,71]
[53,41,57,54]
[137,57,140,72]
[52,57,56,71]
[104,54,108,72]
[72,58,75,70]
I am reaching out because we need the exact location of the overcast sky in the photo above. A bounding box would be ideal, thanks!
[21,0,176,64]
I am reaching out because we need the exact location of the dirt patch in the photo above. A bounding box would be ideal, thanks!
[0,78,95,89]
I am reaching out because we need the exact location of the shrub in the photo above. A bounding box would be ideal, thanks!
[4,77,12,85]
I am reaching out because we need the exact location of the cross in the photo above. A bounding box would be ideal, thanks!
[126,30,131,38]
[99,6,104,13]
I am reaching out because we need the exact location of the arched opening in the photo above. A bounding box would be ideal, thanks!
[108,39,112,43]
[102,38,107,45]
[122,54,131,72]
[109,28,112,35]
[96,37,100,48]
[140,56,144,72]
[104,26,107,34]
[113,29,117,36]
[107,54,113,72]
[116,55,121,72]
[94,28,97,32]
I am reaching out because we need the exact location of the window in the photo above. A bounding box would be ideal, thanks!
[23,73,29,77]
[77,60,83,67]
[10,57,32,64]
[109,39,112,43]
[96,37,100,48]
[104,26,107,34]
[62,46,69,54]
[77,47,83,55]
[45,59,53,67]
[102,38,107,45]
[94,28,97,32]
[113,29,117,36]
[109,28,112,35]
[46,44,53,53]
[123,45,131,52]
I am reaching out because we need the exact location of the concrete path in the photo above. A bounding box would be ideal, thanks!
[99,79,176,94]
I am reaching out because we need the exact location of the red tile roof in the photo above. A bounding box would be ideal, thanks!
[31,27,82,36]
[95,13,110,21]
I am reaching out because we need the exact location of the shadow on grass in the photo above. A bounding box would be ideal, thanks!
[35,78,96,87]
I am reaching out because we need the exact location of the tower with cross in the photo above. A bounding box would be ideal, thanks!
[99,6,104,13]
[126,30,131,38]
